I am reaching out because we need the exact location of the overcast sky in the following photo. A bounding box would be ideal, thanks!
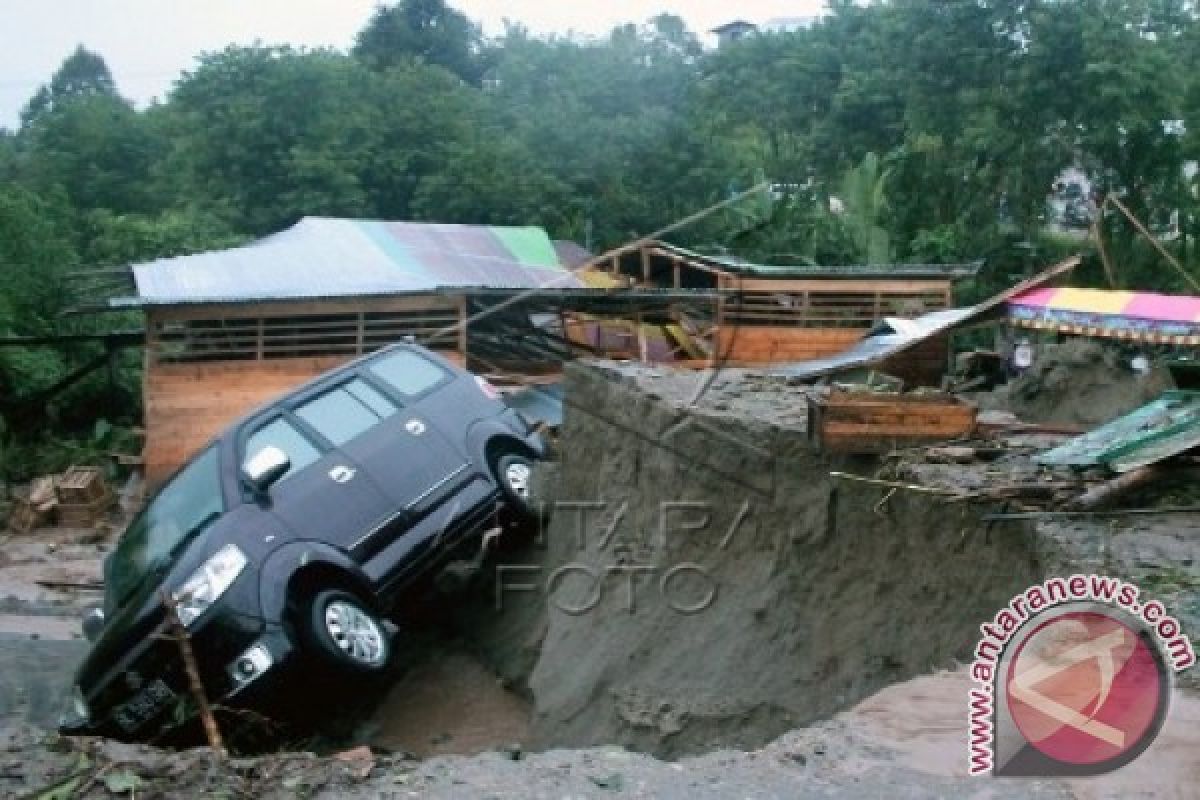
[0,0,826,129]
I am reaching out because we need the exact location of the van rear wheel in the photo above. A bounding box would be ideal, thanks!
[303,589,391,672]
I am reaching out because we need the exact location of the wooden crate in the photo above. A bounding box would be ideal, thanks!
[57,495,112,528]
[807,390,977,454]
[57,467,108,505]
[57,467,112,528]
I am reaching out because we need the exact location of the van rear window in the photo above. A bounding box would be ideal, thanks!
[369,350,447,397]
[296,379,397,446]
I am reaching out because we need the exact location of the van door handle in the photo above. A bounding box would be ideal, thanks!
[329,466,356,484]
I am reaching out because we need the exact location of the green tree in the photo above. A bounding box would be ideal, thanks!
[164,46,479,233]
[353,0,487,84]
[20,45,120,126]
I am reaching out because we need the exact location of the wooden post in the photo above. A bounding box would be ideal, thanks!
[160,592,226,756]
[1108,194,1200,292]
[1092,220,1118,289]
[1068,466,1164,511]
[636,313,649,363]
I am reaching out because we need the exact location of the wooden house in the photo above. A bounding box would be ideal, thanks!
[598,241,981,382]
[107,218,711,485]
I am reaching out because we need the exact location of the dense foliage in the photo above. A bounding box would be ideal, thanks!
[3,0,1200,477]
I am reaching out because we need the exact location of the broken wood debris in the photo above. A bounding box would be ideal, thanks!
[4,466,114,533]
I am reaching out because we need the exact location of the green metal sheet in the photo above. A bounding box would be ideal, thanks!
[1036,390,1200,472]
[492,226,563,269]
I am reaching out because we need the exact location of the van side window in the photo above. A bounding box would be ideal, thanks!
[296,378,398,446]
[245,418,320,483]
[369,350,447,398]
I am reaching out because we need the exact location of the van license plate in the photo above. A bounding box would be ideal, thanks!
[113,679,177,732]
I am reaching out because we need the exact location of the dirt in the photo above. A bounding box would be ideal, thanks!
[2,669,1195,798]
[974,339,1174,427]
[0,359,1196,796]
[364,644,530,758]
[485,362,1041,758]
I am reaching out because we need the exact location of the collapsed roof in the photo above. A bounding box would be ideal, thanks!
[768,256,1082,381]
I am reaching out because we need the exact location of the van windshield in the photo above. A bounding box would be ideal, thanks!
[106,447,224,610]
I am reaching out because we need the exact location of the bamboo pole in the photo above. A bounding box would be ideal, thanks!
[828,471,962,496]
[1106,194,1200,292]
[160,592,226,756]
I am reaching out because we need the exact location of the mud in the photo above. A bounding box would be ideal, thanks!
[4,670,1195,798]
[974,339,1174,427]
[499,362,1047,758]
[1,358,1197,796]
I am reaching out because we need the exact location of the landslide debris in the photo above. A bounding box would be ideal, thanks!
[974,338,1173,427]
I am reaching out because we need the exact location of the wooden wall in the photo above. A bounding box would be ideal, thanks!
[881,336,951,388]
[713,326,949,386]
[143,356,351,487]
[714,327,865,364]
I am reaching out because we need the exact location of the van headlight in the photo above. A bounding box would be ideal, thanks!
[174,544,247,627]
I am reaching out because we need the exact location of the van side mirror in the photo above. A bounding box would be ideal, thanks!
[243,445,290,494]
[82,607,105,642]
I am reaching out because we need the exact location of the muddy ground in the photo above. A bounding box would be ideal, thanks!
[0,358,1197,797]
[3,670,1196,798]
[973,338,1174,427]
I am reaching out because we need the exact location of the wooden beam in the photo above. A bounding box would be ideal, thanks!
[730,278,953,293]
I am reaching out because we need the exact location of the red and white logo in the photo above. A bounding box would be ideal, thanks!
[967,576,1192,777]
[1006,611,1163,769]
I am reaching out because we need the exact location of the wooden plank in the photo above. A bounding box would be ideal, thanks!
[729,279,953,293]
[716,326,863,363]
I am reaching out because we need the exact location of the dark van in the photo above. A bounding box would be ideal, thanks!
[61,343,544,739]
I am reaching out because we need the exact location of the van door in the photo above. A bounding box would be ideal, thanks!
[355,350,476,517]
[240,413,397,557]
[289,374,471,559]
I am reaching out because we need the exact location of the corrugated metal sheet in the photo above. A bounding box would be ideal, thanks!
[767,256,1082,381]
[123,218,583,307]
[1036,391,1200,472]
[768,308,976,380]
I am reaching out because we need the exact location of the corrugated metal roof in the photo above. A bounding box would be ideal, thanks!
[1037,391,1200,472]
[121,218,584,307]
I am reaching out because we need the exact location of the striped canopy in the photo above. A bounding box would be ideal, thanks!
[1008,287,1200,345]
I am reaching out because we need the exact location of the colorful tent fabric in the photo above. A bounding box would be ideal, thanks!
[117,217,583,307]
[1008,287,1200,345]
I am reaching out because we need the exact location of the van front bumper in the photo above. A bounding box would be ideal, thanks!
[63,600,297,740]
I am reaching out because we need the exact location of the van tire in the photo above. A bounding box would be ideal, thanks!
[303,589,391,672]
[494,452,538,518]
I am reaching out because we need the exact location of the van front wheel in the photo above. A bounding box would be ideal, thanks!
[303,589,391,672]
